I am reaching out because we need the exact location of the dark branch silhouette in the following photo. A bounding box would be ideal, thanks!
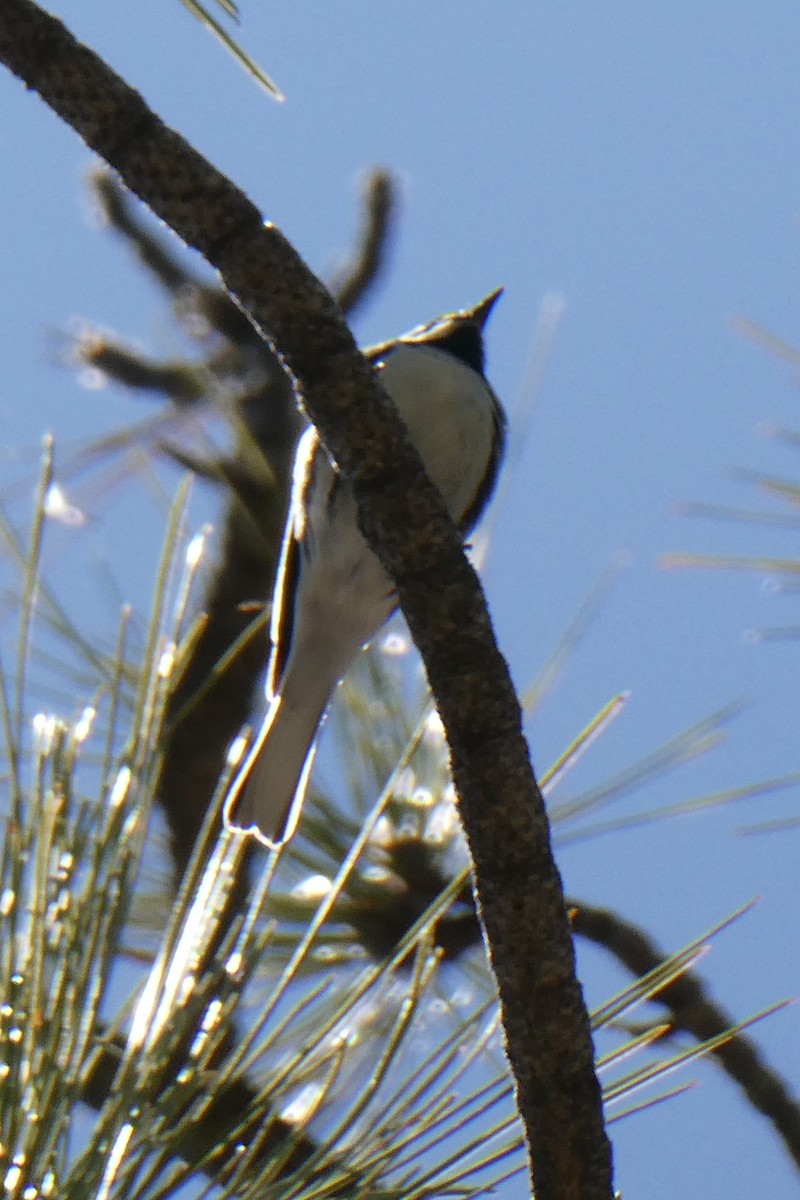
[571,898,800,1170]
[85,167,398,886]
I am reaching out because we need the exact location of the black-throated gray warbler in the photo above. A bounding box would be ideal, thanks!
[223,289,505,848]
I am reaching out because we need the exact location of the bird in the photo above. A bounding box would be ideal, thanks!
[223,288,506,849]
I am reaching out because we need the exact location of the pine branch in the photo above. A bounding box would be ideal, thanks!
[331,167,397,317]
[0,6,613,1196]
[571,898,800,1169]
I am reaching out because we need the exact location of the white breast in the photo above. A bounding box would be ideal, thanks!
[377,344,496,524]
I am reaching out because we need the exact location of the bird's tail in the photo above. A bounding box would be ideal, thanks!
[223,682,329,847]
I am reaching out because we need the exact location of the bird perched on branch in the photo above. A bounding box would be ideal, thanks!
[223,289,506,848]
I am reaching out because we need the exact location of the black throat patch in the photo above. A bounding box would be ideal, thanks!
[427,322,485,374]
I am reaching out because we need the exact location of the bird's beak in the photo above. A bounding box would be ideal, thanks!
[468,286,504,330]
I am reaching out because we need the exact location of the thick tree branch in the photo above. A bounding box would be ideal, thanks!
[0,5,613,1196]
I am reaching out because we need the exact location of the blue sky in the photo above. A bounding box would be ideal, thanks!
[3,2,800,1195]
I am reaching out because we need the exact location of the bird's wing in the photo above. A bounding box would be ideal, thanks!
[266,426,317,697]
[458,384,506,535]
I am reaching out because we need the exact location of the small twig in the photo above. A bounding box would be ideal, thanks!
[570,897,800,1171]
[332,167,396,317]
[92,166,192,293]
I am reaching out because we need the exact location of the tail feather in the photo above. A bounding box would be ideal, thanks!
[223,689,326,847]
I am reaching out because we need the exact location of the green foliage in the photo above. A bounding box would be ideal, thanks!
[0,453,765,1196]
[177,0,284,100]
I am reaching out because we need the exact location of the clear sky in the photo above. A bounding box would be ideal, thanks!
[3,3,800,1196]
